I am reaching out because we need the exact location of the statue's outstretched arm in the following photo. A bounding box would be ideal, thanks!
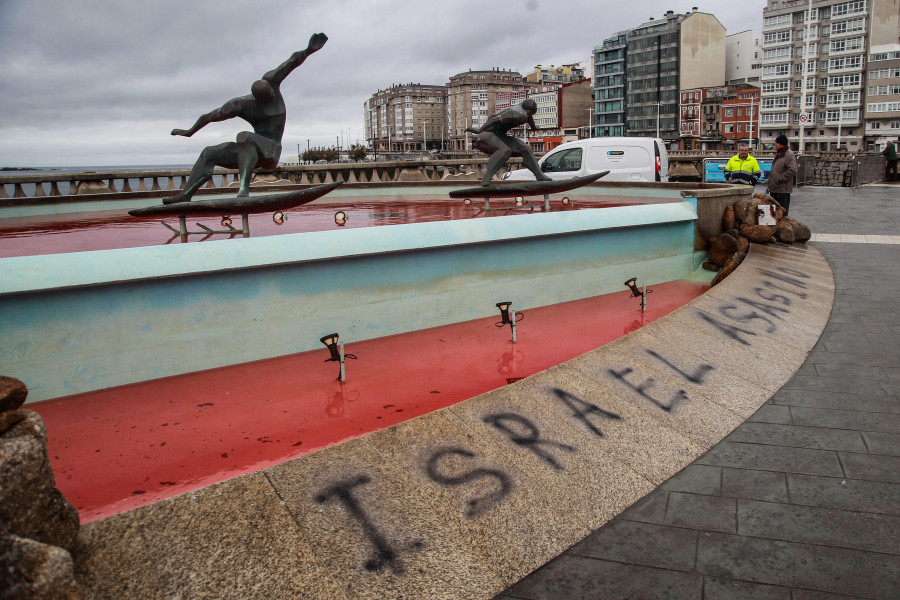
[263,32,328,86]
[172,100,240,137]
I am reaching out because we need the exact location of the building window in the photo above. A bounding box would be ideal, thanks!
[831,1,866,18]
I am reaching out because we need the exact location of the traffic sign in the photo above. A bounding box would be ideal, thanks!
[799,113,809,123]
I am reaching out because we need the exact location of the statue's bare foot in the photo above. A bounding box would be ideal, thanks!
[162,194,187,205]
[236,190,250,198]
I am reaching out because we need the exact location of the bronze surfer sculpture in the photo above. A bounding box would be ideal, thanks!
[164,32,328,204]
[466,98,552,186]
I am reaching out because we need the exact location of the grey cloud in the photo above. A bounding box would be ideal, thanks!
[0,0,763,166]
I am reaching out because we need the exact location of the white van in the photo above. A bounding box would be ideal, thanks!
[501,137,669,183]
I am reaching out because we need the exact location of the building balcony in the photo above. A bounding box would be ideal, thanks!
[763,39,794,50]
[827,82,861,91]
[825,100,861,109]
[827,66,864,75]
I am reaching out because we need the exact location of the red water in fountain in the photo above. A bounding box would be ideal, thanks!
[0,195,680,257]
[31,280,706,523]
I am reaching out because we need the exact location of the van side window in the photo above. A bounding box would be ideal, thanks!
[542,148,582,172]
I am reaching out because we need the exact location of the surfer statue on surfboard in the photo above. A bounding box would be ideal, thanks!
[466,98,553,187]
[163,32,328,205]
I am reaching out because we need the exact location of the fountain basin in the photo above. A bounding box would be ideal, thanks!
[3,188,701,402]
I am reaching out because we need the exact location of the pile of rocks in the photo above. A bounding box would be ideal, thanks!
[704,193,812,286]
[0,376,83,599]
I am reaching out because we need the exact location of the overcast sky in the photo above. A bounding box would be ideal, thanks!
[0,0,764,168]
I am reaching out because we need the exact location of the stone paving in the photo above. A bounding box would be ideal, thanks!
[496,185,900,600]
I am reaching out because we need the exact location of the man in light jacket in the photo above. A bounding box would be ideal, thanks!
[768,135,797,215]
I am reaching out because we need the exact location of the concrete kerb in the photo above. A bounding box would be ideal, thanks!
[72,242,835,600]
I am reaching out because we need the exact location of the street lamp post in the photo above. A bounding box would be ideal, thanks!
[422,119,428,152]
[465,117,470,152]
[836,85,844,150]
[656,101,661,139]
[798,0,813,153]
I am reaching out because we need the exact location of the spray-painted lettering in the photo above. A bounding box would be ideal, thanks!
[551,387,622,437]
[645,349,714,384]
[315,474,422,573]
[696,311,757,345]
[425,447,512,518]
[608,367,689,413]
[483,412,575,470]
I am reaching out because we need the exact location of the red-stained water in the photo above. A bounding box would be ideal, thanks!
[0,195,679,258]
[30,280,707,523]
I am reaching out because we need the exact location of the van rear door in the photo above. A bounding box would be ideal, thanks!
[585,143,653,181]
[654,139,669,182]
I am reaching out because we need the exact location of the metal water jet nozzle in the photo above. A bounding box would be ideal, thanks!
[624,277,653,312]
[320,333,357,381]
[495,301,524,343]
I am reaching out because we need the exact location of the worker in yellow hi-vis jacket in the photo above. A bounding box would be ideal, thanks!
[724,144,762,186]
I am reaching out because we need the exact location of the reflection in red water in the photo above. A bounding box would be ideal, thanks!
[0,195,678,258]
[30,279,707,523]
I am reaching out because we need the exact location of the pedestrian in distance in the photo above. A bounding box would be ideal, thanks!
[882,140,898,183]
[767,135,797,215]
[724,144,762,186]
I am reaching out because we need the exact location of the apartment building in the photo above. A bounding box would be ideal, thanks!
[525,63,586,84]
[364,83,447,152]
[626,8,726,145]
[446,68,525,151]
[592,30,629,138]
[559,79,594,139]
[864,0,900,150]
[760,0,900,152]
[727,30,763,85]
[679,86,726,149]
[722,85,763,146]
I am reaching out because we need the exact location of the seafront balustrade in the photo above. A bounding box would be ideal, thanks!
[1,151,889,201]
[0,159,511,202]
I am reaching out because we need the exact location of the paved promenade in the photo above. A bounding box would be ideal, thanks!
[496,184,900,600]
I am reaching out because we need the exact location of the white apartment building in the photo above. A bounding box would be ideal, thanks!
[726,30,763,85]
[760,0,900,152]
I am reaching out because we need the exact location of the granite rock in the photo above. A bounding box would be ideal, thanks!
[722,204,736,231]
[707,232,739,267]
[739,223,777,244]
[711,251,746,287]
[0,410,79,550]
[0,531,82,600]
[0,376,27,413]
[775,219,795,243]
